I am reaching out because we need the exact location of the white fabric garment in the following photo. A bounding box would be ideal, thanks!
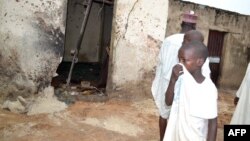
[151,33,211,118]
[163,64,218,141]
[151,33,184,118]
[230,62,250,124]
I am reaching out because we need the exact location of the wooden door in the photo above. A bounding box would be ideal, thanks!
[207,30,226,85]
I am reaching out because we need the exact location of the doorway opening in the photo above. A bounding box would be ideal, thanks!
[51,0,114,102]
[207,30,226,85]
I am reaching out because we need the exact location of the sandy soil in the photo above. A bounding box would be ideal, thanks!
[0,88,236,141]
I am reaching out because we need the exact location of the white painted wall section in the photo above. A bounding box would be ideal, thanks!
[110,0,168,87]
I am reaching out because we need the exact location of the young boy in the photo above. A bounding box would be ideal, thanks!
[164,41,218,141]
[151,29,211,141]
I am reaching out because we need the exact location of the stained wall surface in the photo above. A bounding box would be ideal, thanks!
[0,0,67,102]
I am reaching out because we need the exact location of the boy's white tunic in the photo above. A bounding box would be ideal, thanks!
[230,62,250,124]
[163,65,218,141]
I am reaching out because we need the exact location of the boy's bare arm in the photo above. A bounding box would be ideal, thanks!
[165,64,183,106]
[165,78,176,106]
[207,117,217,141]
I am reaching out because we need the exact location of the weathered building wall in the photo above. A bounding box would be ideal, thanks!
[0,0,67,103]
[107,0,168,92]
[167,0,250,89]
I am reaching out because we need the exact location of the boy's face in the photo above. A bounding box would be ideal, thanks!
[178,47,199,74]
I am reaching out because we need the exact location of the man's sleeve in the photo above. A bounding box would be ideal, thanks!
[151,39,167,95]
[236,62,250,98]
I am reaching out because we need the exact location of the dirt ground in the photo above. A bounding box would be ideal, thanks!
[0,87,236,141]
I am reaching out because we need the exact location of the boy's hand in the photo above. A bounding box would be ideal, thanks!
[165,64,183,106]
[234,97,239,106]
[171,64,183,82]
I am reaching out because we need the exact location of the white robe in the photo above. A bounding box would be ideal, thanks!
[151,34,185,118]
[163,64,218,141]
[230,62,250,124]
[151,33,211,119]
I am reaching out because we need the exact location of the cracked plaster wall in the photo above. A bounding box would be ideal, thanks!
[0,0,67,103]
[107,0,168,90]
[167,0,250,89]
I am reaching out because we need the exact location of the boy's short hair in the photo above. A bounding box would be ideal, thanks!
[182,41,208,60]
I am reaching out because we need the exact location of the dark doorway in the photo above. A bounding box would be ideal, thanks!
[52,0,114,89]
[207,30,226,85]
